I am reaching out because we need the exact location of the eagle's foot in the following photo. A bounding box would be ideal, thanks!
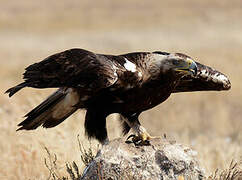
[126,134,150,146]
[126,132,160,146]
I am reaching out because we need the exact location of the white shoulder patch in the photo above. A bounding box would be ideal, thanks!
[124,58,137,72]
[138,71,142,77]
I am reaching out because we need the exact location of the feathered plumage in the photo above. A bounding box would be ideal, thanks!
[6,48,231,143]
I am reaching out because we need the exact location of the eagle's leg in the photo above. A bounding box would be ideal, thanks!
[122,113,159,145]
[126,124,162,145]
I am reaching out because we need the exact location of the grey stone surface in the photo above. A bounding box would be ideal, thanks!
[80,138,205,180]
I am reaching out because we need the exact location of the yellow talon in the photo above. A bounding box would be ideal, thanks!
[140,131,150,141]
[126,132,161,146]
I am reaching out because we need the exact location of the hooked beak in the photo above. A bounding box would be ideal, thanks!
[175,59,197,76]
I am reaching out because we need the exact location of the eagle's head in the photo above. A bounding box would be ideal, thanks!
[150,51,198,78]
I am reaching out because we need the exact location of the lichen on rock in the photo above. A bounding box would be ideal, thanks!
[80,138,205,180]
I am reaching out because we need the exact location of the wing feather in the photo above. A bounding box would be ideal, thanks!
[6,49,118,96]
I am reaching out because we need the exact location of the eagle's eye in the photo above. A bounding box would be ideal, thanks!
[172,59,180,66]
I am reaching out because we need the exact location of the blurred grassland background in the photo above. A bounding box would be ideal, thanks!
[0,0,241,179]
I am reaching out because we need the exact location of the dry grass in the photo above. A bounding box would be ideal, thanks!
[0,0,241,179]
[208,161,242,180]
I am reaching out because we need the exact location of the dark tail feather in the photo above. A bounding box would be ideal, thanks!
[17,89,77,131]
[5,82,28,97]
[23,90,64,119]
[42,108,76,128]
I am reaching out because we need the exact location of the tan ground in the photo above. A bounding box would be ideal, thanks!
[0,0,241,179]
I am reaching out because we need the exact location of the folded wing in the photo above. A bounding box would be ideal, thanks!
[6,48,118,97]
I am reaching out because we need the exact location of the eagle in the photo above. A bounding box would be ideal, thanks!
[6,48,231,144]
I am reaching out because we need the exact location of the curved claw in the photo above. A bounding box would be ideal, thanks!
[125,134,150,146]
[125,134,136,144]
[126,134,136,141]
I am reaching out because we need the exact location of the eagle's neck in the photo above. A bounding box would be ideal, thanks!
[120,52,182,86]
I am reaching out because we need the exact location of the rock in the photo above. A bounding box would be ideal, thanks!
[80,138,205,180]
